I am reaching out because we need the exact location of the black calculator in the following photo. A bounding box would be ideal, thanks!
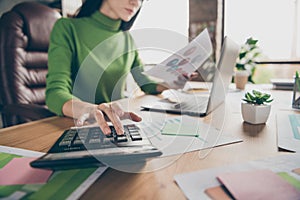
[30,124,162,170]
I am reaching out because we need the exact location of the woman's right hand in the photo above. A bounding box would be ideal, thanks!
[75,102,142,135]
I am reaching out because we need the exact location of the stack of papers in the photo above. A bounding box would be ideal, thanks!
[270,78,294,90]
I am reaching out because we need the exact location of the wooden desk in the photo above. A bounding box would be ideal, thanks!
[0,84,295,199]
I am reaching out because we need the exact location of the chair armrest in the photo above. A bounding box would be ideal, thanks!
[2,104,55,121]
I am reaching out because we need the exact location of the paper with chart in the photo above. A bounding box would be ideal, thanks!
[276,111,300,152]
[143,28,213,89]
[0,145,107,200]
[137,115,242,157]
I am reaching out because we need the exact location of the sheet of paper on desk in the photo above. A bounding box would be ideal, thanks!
[0,157,53,185]
[143,28,212,89]
[276,112,300,152]
[174,153,300,200]
[0,146,107,200]
[217,169,300,200]
[161,115,211,139]
[138,115,242,157]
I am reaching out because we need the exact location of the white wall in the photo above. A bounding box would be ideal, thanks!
[131,0,189,64]
[224,0,300,61]
[125,0,189,95]
[61,0,82,17]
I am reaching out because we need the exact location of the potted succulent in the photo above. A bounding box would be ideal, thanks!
[235,37,262,84]
[292,71,300,109]
[241,90,273,124]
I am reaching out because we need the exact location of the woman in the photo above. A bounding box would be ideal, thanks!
[46,0,169,135]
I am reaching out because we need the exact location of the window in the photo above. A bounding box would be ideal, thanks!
[127,0,189,94]
[131,0,189,64]
[61,0,82,17]
[224,0,300,62]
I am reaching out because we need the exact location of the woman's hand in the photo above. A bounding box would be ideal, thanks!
[96,102,142,135]
[157,72,199,91]
[73,102,142,135]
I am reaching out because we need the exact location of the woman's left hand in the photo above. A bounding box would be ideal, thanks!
[173,72,200,89]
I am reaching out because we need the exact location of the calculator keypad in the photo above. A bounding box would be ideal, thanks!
[53,124,145,153]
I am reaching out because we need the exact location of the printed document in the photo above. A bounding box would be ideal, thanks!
[143,28,213,89]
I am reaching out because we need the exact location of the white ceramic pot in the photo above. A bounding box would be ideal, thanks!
[241,102,271,124]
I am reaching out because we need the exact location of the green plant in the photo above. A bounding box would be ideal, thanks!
[294,71,300,91]
[242,90,273,105]
[236,37,262,83]
[293,71,300,108]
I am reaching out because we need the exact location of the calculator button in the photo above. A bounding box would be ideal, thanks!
[131,135,142,141]
[59,140,71,146]
[117,136,128,143]
[89,138,101,144]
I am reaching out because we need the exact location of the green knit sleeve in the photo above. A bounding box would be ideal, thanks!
[131,51,160,95]
[46,18,78,116]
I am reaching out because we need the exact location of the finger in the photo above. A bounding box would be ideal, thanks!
[76,113,90,126]
[129,112,142,122]
[178,74,188,83]
[173,79,186,87]
[100,104,124,135]
[121,112,142,122]
[94,109,111,135]
[182,73,189,79]
[189,72,199,80]
[110,102,124,116]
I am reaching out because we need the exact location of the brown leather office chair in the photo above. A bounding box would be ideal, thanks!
[0,2,61,127]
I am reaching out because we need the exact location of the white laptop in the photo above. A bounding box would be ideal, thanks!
[141,36,240,117]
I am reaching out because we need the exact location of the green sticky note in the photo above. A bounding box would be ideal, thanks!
[161,122,199,137]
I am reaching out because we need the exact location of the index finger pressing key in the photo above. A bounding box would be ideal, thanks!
[103,105,124,135]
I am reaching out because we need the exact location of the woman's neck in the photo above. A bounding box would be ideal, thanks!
[99,2,119,20]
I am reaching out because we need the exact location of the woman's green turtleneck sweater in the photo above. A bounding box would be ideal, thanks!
[46,11,158,116]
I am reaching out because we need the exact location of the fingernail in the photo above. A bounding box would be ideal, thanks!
[118,129,124,135]
[77,120,82,126]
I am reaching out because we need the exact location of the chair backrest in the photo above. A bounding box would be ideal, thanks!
[0,2,61,126]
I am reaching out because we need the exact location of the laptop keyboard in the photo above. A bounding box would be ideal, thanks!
[178,96,209,111]
[49,124,147,153]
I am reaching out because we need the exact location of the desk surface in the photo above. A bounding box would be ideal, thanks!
[0,84,296,200]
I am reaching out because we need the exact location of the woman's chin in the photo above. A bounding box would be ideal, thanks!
[121,15,134,22]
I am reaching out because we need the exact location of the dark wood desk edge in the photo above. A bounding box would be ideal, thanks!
[0,116,59,132]
[0,116,75,152]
